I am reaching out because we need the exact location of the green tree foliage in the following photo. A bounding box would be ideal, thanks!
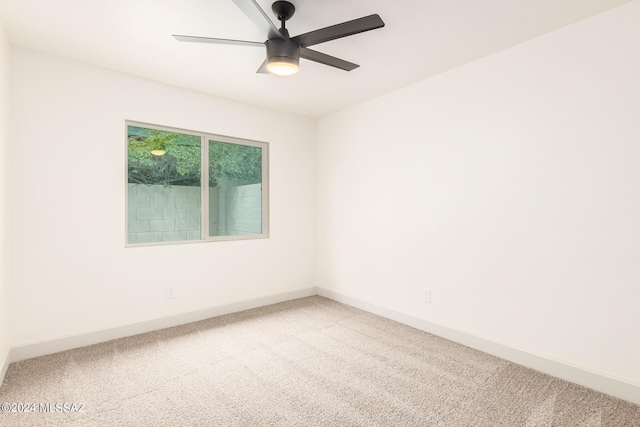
[209,140,262,187]
[127,126,262,188]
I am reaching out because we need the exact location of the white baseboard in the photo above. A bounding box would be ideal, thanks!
[10,287,317,363]
[317,287,640,405]
[0,347,9,387]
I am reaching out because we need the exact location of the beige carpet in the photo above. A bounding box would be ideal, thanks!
[1,296,638,426]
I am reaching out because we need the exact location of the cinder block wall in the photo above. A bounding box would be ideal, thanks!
[127,184,201,244]
[212,183,262,236]
[128,183,262,244]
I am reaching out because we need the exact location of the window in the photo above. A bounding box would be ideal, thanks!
[126,122,268,246]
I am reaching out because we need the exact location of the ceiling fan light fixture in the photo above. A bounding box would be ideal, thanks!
[267,57,299,76]
[265,38,300,76]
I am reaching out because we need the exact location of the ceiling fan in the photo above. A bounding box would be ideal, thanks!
[173,0,385,76]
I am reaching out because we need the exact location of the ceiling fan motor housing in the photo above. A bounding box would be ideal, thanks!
[266,38,300,66]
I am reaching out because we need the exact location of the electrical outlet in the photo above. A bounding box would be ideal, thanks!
[166,288,175,299]
[423,290,431,304]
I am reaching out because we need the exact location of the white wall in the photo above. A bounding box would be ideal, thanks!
[0,18,10,372]
[7,49,316,346]
[318,1,640,386]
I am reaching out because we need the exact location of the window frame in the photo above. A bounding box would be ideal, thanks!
[125,120,270,247]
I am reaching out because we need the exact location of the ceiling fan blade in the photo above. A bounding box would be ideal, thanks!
[292,14,384,48]
[256,60,269,74]
[232,0,285,40]
[173,35,264,47]
[300,48,359,72]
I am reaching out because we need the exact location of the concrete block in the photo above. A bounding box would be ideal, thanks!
[162,208,175,220]
[137,207,164,220]
[186,231,201,240]
[135,185,153,196]
[230,220,252,234]
[245,196,262,208]
[187,186,201,197]
[163,231,187,242]
[136,232,164,244]
[175,208,187,219]
[150,220,175,232]
[151,195,170,208]
[129,196,150,208]
[175,219,200,231]
[127,233,136,244]
[248,208,262,222]
[163,208,187,220]
[244,184,262,196]
[175,197,199,208]
[187,208,201,220]
[128,220,150,233]
[231,208,248,221]
[171,186,189,197]
[248,221,262,234]
[158,186,171,196]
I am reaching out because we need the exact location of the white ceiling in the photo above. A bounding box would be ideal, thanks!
[0,0,632,118]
